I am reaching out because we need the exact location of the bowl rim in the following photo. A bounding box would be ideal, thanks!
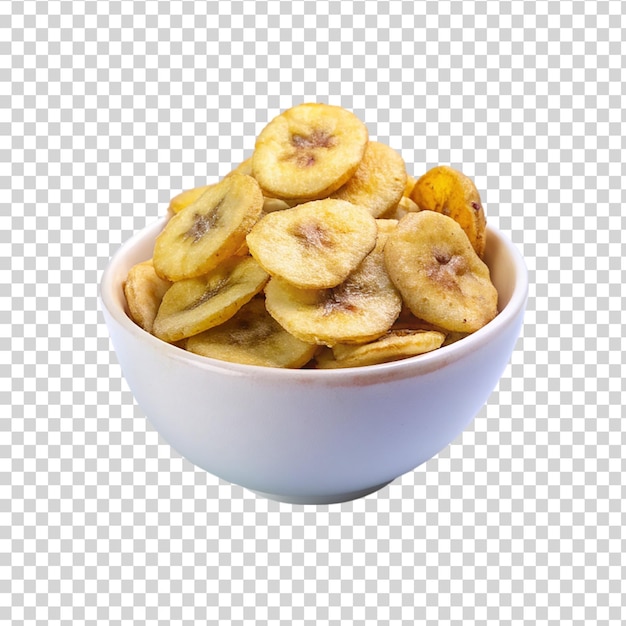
[100,216,528,383]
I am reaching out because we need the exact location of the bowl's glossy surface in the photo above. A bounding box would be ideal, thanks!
[100,217,527,504]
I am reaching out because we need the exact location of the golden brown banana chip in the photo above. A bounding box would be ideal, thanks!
[123,259,171,334]
[246,199,378,289]
[410,165,487,257]
[384,211,498,333]
[152,256,269,343]
[186,298,318,368]
[153,174,263,282]
[264,228,402,346]
[328,329,446,368]
[330,141,407,217]
[252,102,369,200]
[167,184,215,214]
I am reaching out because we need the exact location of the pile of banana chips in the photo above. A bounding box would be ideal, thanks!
[124,103,498,369]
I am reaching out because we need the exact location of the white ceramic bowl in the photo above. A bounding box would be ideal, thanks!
[100,217,527,504]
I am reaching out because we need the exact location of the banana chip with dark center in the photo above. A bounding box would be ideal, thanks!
[252,102,369,200]
[264,225,402,346]
[384,211,497,333]
[246,198,378,290]
[154,174,263,282]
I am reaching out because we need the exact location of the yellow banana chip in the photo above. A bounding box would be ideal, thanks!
[246,199,378,289]
[152,256,269,343]
[330,141,407,217]
[410,165,487,257]
[123,259,171,334]
[153,174,263,282]
[384,211,498,333]
[329,329,446,368]
[186,298,318,368]
[264,227,402,346]
[252,102,369,200]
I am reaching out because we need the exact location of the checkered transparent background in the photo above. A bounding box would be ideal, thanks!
[2,0,625,624]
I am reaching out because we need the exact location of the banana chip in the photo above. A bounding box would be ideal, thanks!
[329,329,446,368]
[152,256,269,343]
[410,165,487,257]
[246,199,378,290]
[384,211,498,333]
[330,141,407,217]
[153,174,263,282]
[123,259,171,334]
[264,227,402,346]
[252,102,369,200]
[186,298,318,368]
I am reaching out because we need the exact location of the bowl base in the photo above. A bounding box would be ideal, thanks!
[247,480,394,505]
